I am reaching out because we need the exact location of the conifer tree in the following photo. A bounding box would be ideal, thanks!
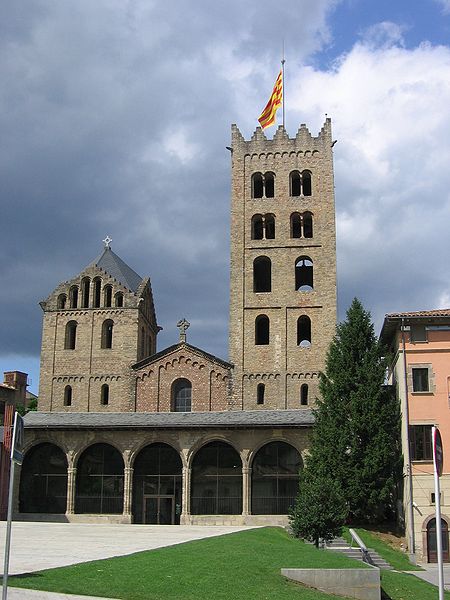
[306,298,402,525]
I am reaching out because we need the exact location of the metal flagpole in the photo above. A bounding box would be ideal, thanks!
[281,41,285,129]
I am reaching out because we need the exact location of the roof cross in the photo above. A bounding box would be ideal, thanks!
[102,235,112,249]
[177,318,190,343]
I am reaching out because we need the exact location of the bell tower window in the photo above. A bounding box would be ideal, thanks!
[65,321,77,350]
[253,257,271,293]
[101,319,114,349]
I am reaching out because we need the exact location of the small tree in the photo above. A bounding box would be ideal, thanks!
[289,468,348,546]
[307,298,402,525]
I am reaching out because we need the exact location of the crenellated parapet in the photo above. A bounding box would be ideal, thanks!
[231,119,333,157]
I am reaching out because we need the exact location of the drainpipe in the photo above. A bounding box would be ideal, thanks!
[401,317,416,561]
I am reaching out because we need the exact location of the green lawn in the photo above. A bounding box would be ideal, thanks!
[4,527,449,600]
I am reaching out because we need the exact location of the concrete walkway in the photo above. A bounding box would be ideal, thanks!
[409,563,450,590]
[0,521,258,599]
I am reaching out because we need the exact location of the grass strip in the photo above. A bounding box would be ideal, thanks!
[6,527,364,600]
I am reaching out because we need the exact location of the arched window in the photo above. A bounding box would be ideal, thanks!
[172,378,192,412]
[101,384,109,406]
[69,286,78,309]
[251,214,264,240]
[93,278,101,308]
[252,441,302,514]
[191,441,242,515]
[64,385,72,407]
[19,443,68,514]
[115,292,124,307]
[251,172,275,199]
[257,383,265,405]
[81,277,90,308]
[295,256,313,291]
[265,172,275,198]
[255,315,269,345]
[291,213,302,238]
[57,294,67,309]
[297,316,312,347]
[303,212,313,238]
[101,319,114,349]
[132,443,182,524]
[104,285,112,308]
[75,443,124,514]
[65,321,77,350]
[302,170,312,196]
[253,256,271,293]
[265,214,275,239]
[252,173,264,198]
[290,171,301,196]
[301,384,308,405]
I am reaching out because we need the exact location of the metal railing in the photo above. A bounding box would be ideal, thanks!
[349,528,373,565]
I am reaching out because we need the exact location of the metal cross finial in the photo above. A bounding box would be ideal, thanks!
[103,235,112,249]
[177,318,190,343]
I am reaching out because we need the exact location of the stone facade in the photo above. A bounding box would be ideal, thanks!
[229,121,337,410]
[19,120,338,525]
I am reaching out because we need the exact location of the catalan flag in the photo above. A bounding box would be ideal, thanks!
[258,69,283,129]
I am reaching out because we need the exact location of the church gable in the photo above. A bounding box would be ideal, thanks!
[134,343,232,413]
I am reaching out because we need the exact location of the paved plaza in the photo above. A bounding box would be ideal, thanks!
[0,521,257,599]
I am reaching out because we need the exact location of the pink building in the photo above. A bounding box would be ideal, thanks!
[381,310,450,563]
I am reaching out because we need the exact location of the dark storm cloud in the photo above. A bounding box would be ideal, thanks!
[0,0,338,372]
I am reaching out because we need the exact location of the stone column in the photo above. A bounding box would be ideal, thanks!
[181,466,191,523]
[123,467,133,516]
[242,467,251,516]
[66,467,77,514]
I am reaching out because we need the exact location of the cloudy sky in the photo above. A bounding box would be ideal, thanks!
[2,1,450,394]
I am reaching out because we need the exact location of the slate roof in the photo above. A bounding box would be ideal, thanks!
[91,247,143,292]
[23,409,314,430]
[133,342,232,371]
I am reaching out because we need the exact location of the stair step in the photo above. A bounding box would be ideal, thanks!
[326,539,394,570]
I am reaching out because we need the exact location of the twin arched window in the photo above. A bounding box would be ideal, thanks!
[251,214,275,240]
[290,170,312,196]
[172,378,192,412]
[291,212,313,238]
[252,172,275,198]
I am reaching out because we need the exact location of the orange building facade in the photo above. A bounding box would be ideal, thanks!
[381,310,450,563]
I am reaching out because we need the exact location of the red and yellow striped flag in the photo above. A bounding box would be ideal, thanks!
[258,70,283,129]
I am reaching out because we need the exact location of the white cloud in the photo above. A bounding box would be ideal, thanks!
[287,33,450,324]
[435,0,450,14]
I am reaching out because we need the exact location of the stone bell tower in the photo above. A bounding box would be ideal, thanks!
[228,120,337,410]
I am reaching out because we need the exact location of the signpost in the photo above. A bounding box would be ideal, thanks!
[432,426,444,600]
[2,412,24,600]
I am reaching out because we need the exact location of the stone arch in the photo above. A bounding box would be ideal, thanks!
[19,442,68,514]
[75,442,124,514]
[422,513,450,563]
[250,440,303,515]
[190,440,242,515]
[132,442,183,524]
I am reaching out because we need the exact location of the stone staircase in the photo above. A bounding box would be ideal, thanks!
[326,536,393,570]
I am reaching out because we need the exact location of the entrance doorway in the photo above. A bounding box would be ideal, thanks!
[427,518,450,562]
[143,495,175,524]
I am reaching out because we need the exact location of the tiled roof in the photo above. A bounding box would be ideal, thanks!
[24,409,314,429]
[91,247,143,292]
[385,309,450,318]
[133,342,232,371]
